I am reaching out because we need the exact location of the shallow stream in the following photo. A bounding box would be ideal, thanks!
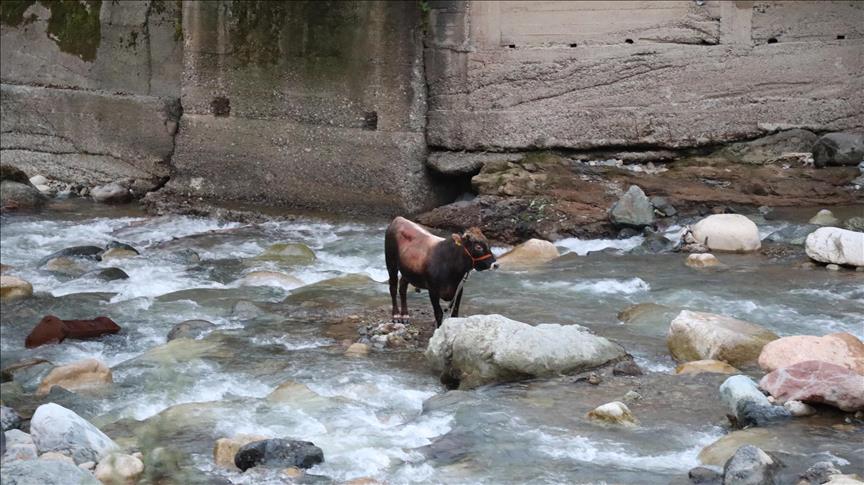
[1,200,862,484]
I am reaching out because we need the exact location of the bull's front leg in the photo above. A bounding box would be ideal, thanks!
[429,290,444,327]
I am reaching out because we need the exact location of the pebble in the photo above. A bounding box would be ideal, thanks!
[587,373,602,385]
[826,264,840,271]
[784,400,816,417]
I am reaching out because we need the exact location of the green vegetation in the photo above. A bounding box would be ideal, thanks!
[0,0,37,27]
[0,0,102,61]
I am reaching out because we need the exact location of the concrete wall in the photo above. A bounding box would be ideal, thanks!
[425,0,864,154]
[1,0,181,185]
[168,0,442,214]
[2,1,862,213]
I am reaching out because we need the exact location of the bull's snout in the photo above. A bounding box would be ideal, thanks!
[491,262,500,270]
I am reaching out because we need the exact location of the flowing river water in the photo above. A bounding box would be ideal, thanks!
[1,199,862,484]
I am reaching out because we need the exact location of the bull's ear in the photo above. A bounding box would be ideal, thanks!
[451,234,463,246]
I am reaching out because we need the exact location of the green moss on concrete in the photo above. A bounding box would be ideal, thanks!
[0,0,37,26]
[44,0,102,61]
[1,0,102,61]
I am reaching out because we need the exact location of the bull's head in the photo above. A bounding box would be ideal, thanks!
[453,227,498,271]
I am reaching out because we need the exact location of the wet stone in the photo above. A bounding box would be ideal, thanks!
[166,320,216,341]
[234,438,324,471]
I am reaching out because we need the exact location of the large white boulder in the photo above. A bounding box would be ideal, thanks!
[30,403,118,464]
[496,239,560,269]
[690,214,761,252]
[805,227,864,267]
[425,314,628,389]
[667,310,778,367]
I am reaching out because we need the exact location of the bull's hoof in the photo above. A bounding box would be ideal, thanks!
[391,314,401,323]
[400,314,411,324]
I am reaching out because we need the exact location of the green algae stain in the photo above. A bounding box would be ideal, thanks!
[1,0,101,62]
[44,0,102,61]
[0,0,38,27]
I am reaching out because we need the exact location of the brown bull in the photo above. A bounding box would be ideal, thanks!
[384,217,497,327]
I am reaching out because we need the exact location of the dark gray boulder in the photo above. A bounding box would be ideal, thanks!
[609,185,655,228]
[234,438,324,471]
[722,445,781,485]
[38,246,103,266]
[81,267,130,282]
[167,320,216,341]
[1,181,47,210]
[812,132,864,167]
[1,405,22,431]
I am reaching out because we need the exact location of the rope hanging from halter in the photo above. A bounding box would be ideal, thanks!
[444,270,471,316]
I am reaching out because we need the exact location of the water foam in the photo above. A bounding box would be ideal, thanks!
[556,236,644,256]
[524,278,650,295]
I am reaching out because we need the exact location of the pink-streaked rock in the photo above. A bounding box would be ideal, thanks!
[758,333,864,375]
[759,360,864,412]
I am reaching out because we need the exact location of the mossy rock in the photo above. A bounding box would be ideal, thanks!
[254,243,316,265]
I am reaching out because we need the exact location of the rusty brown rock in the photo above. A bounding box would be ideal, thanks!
[25,316,121,349]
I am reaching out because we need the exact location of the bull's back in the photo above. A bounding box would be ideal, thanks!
[386,217,442,275]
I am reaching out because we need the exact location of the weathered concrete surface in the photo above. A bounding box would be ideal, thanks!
[0,0,182,96]
[0,0,182,188]
[0,84,178,185]
[425,1,864,153]
[167,1,446,214]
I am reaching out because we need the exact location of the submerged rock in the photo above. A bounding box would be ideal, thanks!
[783,400,816,417]
[30,403,118,464]
[765,224,819,246]
[426,314,628,389]
[42,257,89,277]
[805,227,864,267]
[166,319,215,341]
[99,248,138,261]
[586,401,637,426]
[690,214,761,252]
[37,246,103,266]
[759,360,864,412]
[236,271,304,289]
[689,466,723,484]
[496,239,559,269]
[719,375,791,427]
[80,267,129,282]
[234,438,324,471]
[809,209,840,226]
[667,310,778,367]
[36,358,112,396]
[609,185,655,228]
[0,275,33,301]
[94,452,144,484]
[799,462,842,485]
[676,360,739,375]
[255,243,316,265]
[91,183,131,204]
[1,459,99,485]
[686,253,721,268]
[845,217,864,232]
[812,132,864,168]
[722,445,781,485]
[1,406,22,431]
[758,333,864,375]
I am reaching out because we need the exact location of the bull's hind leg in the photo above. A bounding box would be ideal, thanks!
[429,290,444,327]
[385,232,400,322]
[398,276,411,323]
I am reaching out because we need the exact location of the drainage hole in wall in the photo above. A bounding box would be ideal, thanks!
[507,44,516,49]
[211,97,230,117]
[363,111,378,131]
[837,35,845,40]
[624,38,634,44]
[767,38,778,44]
[569,43,578,48]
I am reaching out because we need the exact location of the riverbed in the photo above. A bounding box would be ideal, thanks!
[1,199,862,484]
